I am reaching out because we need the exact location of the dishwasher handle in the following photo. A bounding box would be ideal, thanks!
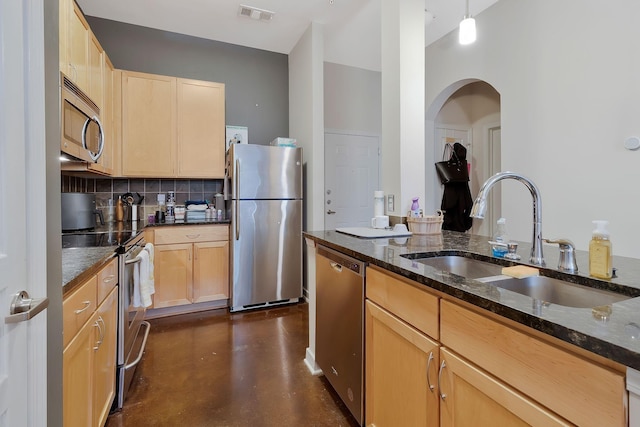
[317,245,365,276]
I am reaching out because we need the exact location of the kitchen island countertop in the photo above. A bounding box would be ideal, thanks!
[304,229,640,370]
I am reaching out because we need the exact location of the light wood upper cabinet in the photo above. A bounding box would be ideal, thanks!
[88,32,104,111]
[97,55,115,175]
[177,78,225,178]
[61,0,90,93]
[121,70,176,177]
[120,71,225,178]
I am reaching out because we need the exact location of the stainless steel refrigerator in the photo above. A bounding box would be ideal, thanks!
[226,144,303,312]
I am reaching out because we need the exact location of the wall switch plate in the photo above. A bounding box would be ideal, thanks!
[387,194,394,212]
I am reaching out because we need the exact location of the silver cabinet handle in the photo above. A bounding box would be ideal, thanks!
[438,360,447,400]
[185,234,201,239]
[5,291,49,324]
[102,274,116,284]
[74,300,91,314]
[93,317,105,350]
[426,351,435,392]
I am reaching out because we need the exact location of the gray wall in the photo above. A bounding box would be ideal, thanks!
[87,17,289,145]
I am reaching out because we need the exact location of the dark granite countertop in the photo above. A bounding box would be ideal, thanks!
[62,247,117,296]
[304,229,640,370]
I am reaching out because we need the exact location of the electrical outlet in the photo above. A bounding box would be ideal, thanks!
[387,194,394,212]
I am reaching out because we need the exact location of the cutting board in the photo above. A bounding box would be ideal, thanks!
[336,227,412,239]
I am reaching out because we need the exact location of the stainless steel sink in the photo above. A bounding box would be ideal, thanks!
[402,254,634,308]
[409,255,503,279]
[483,276,628,308]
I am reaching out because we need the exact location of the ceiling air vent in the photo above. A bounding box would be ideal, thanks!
[238,4,274,21]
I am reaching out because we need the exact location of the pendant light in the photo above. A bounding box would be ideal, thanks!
[459,0,476,45]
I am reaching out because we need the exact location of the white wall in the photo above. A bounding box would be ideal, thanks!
[324,62,381,134]
[289,22,325,232]
[426,0,640,258]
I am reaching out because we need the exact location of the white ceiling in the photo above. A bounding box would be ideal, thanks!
[77,0,498,70]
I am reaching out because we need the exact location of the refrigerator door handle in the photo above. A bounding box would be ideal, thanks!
[235,159,240,240]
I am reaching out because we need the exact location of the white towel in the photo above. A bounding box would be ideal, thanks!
[138,250,153,308]
[132,260,142,308]
[144,243,155,295]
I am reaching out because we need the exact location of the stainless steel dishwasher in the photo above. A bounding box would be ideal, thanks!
[316,245,365,425]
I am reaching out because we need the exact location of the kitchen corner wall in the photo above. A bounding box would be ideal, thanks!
[61,175,223,219]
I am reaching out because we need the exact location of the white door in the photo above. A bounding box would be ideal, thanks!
[324,132,380,230]
[0,1,48,426]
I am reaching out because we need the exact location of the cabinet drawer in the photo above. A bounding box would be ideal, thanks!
[366,266,439,340]
[63,275,97,349]
[97,257,118,304]
[154,225,228,244]
[440,300,626,427]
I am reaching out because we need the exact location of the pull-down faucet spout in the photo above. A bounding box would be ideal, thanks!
[470,172,545,266]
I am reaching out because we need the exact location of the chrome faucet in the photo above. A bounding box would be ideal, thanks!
[470,171,545,266]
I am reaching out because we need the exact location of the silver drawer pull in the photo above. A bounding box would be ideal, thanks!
[102,275,116,283]
[438,360,447,401]
[426,351,435,392]
[186,234,201,239]
[74,300,91,314]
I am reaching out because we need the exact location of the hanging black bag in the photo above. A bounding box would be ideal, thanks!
[435,143,469,184]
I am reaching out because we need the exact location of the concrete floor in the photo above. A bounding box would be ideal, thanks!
[105,303,359,427]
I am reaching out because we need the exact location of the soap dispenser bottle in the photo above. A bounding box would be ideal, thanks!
[492,217,509,258]
[589,220,612,279]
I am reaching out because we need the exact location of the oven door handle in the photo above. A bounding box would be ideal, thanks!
[125,321,151,370]
[125,256,142,265]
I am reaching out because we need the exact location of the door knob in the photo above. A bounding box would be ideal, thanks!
[327,210,336,215]
[5,290,49,324]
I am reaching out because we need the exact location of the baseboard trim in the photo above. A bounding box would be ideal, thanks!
[304,347,323,376]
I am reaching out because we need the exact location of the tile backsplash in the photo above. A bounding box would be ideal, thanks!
[61,176,224,218]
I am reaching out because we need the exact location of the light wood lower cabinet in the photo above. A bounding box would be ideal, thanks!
[363,266,627,427]
[152,225,229,309]
[63,259,118,427]
[365,300,440,427]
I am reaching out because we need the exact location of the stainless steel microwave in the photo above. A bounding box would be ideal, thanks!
[60,72,104,163]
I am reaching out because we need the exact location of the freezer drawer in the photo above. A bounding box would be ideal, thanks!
[316,245,365,425]
[230,199,302,311]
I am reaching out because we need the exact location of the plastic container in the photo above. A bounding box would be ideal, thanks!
[589,220,613,279]
[374,191,385,217]
[492,218,509,258]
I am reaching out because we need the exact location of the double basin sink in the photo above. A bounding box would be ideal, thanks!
[400,253,637,308]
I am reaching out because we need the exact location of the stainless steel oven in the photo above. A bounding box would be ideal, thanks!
[114,232,150,410]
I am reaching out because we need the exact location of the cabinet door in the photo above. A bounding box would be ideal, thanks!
[193,240,229,303]
[96,55,115,175]
[121,71,176,177]
[176,78,225,178]
[63,312,99,427]
[93,287,118,427]
[67,0,90,91]
[88,32,104,111]
[154,243,193,308]
[365,301,440,427]
[439,348,570,427]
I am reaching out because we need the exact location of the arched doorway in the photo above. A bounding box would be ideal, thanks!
[427,80,501,237]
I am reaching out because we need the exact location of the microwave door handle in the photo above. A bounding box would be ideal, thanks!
[93,115,105,161]
[81,115,105,162]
